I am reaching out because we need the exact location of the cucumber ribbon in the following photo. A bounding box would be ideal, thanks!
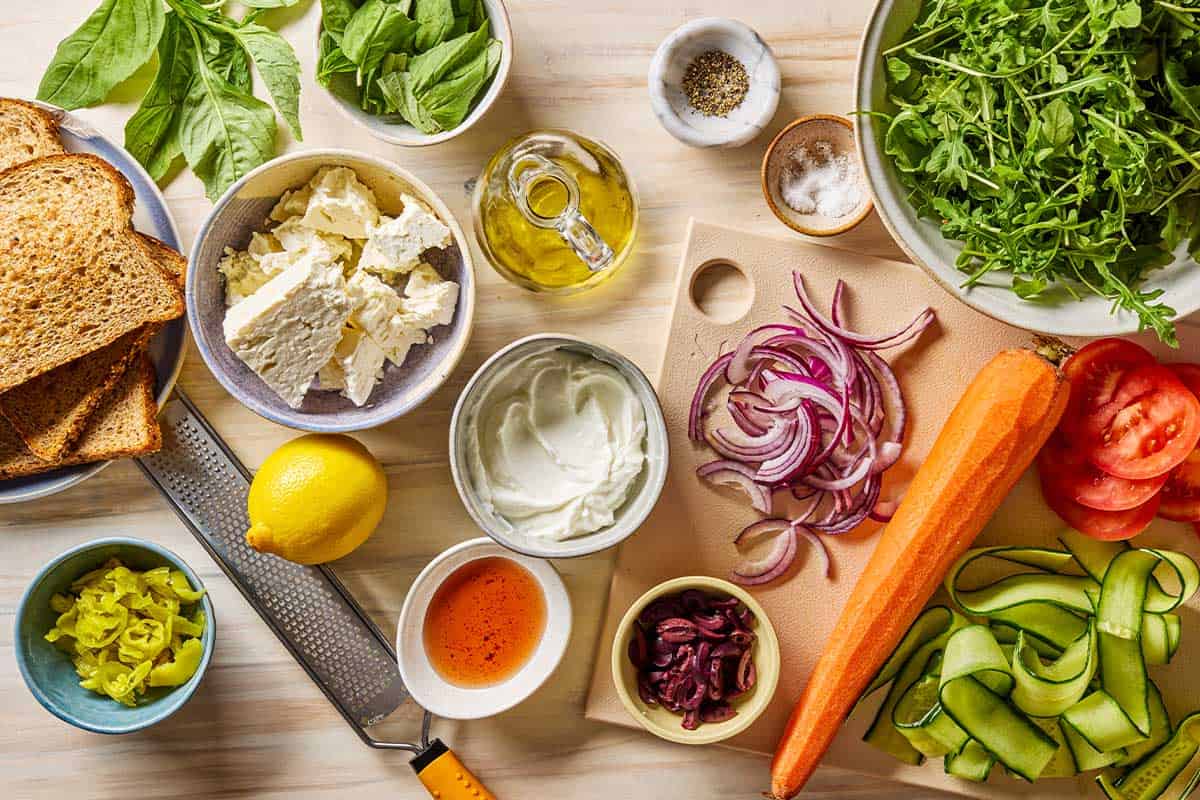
[860,530,1199,793]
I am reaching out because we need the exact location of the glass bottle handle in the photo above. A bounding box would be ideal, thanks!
[508,153,614,273]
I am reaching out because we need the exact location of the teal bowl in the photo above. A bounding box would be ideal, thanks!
[14,537,215,734]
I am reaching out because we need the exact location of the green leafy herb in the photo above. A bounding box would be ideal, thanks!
[38,0,165,109]
[178,22,276,202]
[39,0,303,201]
[319,0,501,134]
[879,0,1200,345]
[124,12,193,180]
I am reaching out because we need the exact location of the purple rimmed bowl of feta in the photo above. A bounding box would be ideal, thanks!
[188,150,475,432]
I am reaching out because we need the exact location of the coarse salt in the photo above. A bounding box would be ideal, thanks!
[778,140,863,219]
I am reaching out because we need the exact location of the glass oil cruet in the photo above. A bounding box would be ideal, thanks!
[472,129,638,294]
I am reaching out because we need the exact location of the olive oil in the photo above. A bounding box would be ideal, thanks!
[473,131,637,293]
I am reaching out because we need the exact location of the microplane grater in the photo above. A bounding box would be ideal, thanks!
[135,390,428,751]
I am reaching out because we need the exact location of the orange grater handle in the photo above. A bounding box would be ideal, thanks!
[411,739,496,800]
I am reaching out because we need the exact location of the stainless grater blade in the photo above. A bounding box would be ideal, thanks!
[136,390,429,751]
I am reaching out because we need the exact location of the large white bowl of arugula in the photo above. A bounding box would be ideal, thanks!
[855,0,1200,346]
[316,0,511,146]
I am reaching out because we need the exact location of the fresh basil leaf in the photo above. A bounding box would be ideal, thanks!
[379,70,440,132]
[413,0,455,52]
[225,23,303,139]
[178,25,277,201]
[408,23,487,93]
[342,0,420,78]
[321,0,360,39]
[124,12,194,181]
[317,31,358,85]
[417,36,499,130]
[239,0,304,7]
[38,0,165,109]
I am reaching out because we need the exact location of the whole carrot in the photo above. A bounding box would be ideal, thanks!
[768,348,1069,798]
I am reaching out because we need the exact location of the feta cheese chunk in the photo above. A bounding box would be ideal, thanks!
[224,253,352,409]
[359,194,452,275]
[273,217,354,263]
[299,166,380,239]
[270,185,312,223]
[319,328,387,406]
[346,270,427,366]
[400,264,458,328]
[219,248,274,307]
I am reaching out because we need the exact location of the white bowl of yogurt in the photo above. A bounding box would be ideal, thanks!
[449,334,669,559]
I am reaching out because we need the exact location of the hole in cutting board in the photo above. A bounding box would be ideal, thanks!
[690,261,753,324]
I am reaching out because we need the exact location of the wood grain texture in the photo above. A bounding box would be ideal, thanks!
[0,2,1192,799]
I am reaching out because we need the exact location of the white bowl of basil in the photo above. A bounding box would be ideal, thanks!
[316,0,512,146]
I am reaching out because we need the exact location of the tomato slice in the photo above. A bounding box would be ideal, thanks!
[1061,339,1155,444]
[1159,441,1200,521]
[1081,365,1200,480]
[1038,434,1167,511]
[1041,468,1160,541]
[1168,363,1200,396]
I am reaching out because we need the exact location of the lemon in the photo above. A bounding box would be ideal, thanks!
[245,434,387,565]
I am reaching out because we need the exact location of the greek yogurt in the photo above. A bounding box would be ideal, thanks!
[466,348,647,541]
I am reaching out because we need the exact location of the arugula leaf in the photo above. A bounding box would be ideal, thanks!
[343,0,419,79]
[879,0,1200,344]
[1040,99,1074,148]
[177,22,277,202]
[124,12,193,180]
[38,0,164,109]
[225,22,303,139]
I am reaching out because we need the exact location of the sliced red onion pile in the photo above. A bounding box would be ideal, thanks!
[629,589,756,730]
[690,272,935,586]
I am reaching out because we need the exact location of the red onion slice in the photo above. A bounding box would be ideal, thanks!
[689,272,934,585]
[697,461,772,515]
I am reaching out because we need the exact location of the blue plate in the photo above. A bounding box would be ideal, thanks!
[0,101,186,504]
[14,537,216,734]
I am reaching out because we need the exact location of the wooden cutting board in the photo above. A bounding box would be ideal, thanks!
[584,220,1200,799]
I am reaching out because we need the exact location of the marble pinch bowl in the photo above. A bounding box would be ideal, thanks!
[648,17,781,149]
[319,0,513,147]
[448,334,669,560]
[14,537,216,734]
[188,149,476,433]
[762,114,873,237]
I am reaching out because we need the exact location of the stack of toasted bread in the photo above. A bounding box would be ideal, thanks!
[0,98,185,480]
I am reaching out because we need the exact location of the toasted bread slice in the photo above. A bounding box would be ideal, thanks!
[0,354,160,479]
[0,326,156,460]
[137,232,187,286]
[0,154,184,393]
[0,99,64,173]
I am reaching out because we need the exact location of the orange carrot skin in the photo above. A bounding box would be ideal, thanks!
[768,349,1069,799]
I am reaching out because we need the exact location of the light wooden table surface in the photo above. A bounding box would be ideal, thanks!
[0,1,950,797]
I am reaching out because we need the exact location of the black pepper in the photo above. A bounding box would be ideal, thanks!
[682,50,750,118]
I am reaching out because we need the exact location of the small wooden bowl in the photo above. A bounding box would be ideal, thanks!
[761,114,873,237]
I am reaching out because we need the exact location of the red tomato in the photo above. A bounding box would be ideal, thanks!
[1038,434,1167,511]
[1081,365,1200,480]
[1061,339,1155,444]
[1041,469,1160,540]
[1168,363,1200,397]
[1159,449,1200,521]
